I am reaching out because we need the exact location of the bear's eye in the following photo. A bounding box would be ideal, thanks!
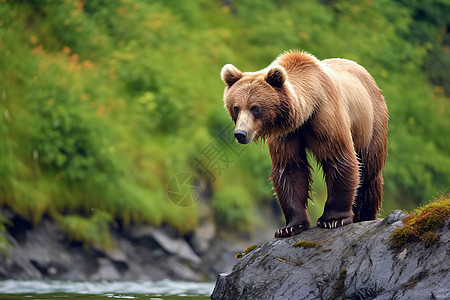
[250,106,260,113]
[233,106,239,114]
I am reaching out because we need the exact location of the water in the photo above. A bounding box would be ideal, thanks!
[0,280,215,300]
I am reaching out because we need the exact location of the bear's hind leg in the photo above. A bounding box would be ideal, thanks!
[317,152,359,229]
[353,143,386,222]
[353,171,383,222]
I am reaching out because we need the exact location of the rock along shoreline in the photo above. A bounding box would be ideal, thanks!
[211,210,450,300]
[0,204,280,282]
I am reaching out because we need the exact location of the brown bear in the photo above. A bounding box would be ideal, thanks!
[220,51,388,238]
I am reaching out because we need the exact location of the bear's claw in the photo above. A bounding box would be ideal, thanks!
[275,225,305,238]
[317,217,352,229]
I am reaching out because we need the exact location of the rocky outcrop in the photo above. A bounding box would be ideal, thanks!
[211,210,450,300]
[0,205,280,281]
[0,218,206,281]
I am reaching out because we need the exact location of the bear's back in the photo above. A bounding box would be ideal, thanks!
[321,58,385,151]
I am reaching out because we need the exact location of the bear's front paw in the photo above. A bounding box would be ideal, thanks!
[317,216,352,229]
[275,225,306,238]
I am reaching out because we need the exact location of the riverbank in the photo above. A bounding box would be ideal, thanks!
[0,204,281,281]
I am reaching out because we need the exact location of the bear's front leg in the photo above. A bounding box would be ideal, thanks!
[269,139,312,238]
[318,150,359,229]
[271,161,312,238]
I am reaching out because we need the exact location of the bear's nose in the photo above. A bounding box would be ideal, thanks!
[234,130,248,144]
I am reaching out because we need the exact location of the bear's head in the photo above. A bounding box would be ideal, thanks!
[220,64,293,144]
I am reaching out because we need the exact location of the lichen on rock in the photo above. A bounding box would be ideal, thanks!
[292,240,320,249]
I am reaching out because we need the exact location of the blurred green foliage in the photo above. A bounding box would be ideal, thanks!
[58,210,115,249]
[0,0,449,245]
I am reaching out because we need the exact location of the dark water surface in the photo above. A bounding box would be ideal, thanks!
[0,280,215,300]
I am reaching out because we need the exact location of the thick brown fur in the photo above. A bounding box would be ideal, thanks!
[221,51,388,238]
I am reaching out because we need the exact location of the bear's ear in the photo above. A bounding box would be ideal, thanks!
[221,64,243,87]
[265,66,286,88]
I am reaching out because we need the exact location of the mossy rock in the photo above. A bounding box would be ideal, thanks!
[235,244,258,259]
[330,269,347,299]
[391,195,450,248]
[292,240,320,249]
